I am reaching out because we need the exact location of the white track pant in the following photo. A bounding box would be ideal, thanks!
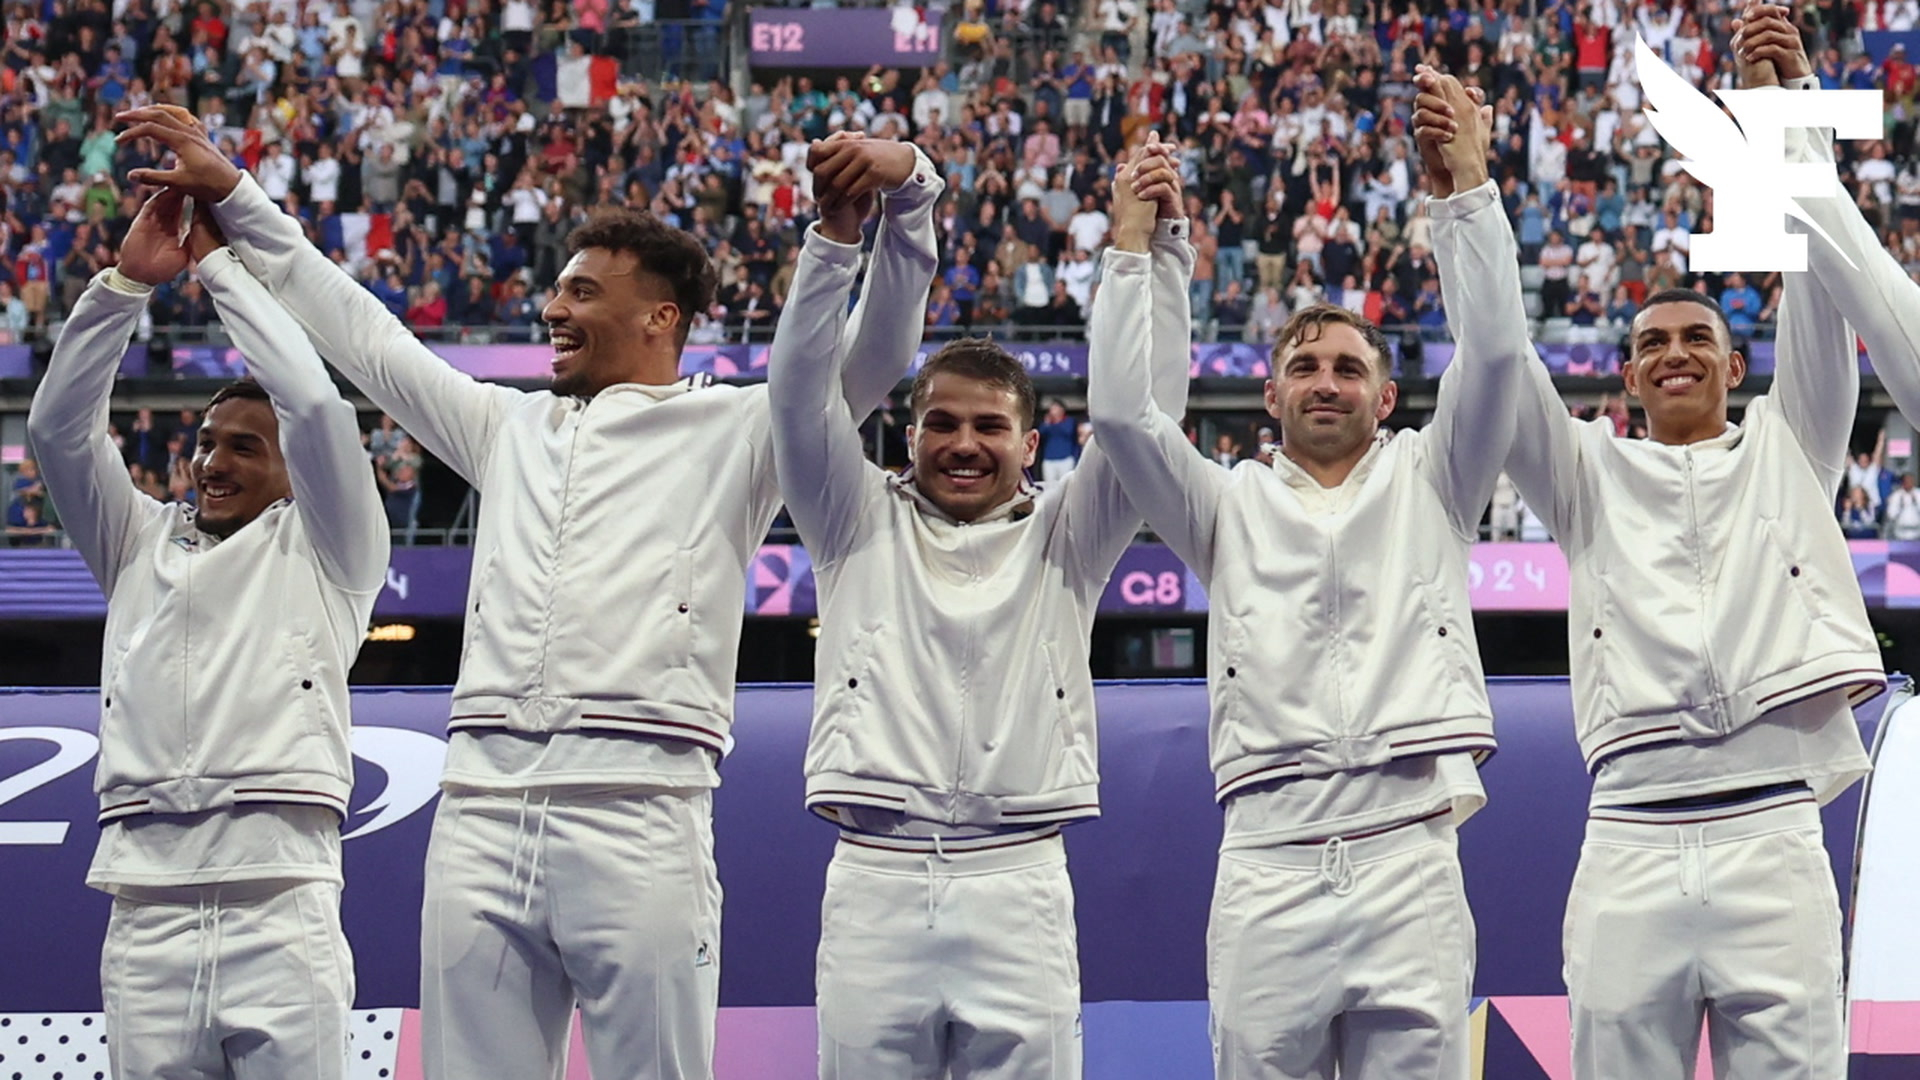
[420,789,721,1080]
[1207,814,1475,1079]
[815,832,1083,1079]
[1565,794,1846,1080]
[101,880,353,1080]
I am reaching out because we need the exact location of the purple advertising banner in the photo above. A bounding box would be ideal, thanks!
[746,8,942,69]
[0,681,1904,1079]
[167,337,1882,384]
[0,344,33,377]
[0,345,139,378]
[10,540,1920,620]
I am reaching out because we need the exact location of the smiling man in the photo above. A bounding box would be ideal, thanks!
[770,139,1190,1079]
[1089,73,1520,1080]
[1424,19,1885,1076]
[28,191,386,1080]
[114,104,939,1080]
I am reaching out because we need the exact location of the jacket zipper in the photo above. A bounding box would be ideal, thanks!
[951,520,978,806]
[181,538,195,770]
[1684,449,1727,729]
[534,404,587,697]
[1326,508,1349,736]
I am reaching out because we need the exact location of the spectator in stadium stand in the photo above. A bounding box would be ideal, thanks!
[1213,277,1251,338]
[1044,277,1082,332]
[1886,474,1920,540]
[0,282,25,340]
[406,280,447,329]
[924,283,961,336]
[1720,272,1765,335]
[1248,285,1286,343]
[1538,230,1575,319]
[492,278,540,342]
[1841,486,1881,539]
[9,457,45,519]
[1037,398,1080,483]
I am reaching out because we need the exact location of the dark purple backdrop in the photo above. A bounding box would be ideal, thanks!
[0,679,1889,1013]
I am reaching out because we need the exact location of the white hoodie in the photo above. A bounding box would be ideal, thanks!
[208,157,941,784]
[774,221,1193,828]
[1467,105,1884,772]
[1090,182,1531,802]
[29,256,386,844]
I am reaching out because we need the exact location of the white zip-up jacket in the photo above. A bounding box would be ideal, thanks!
[28,256,388,823]
[1479,113,1884,771]
[209,160,940,754]
[1090,183,1527,802]
[774,223,1193,827]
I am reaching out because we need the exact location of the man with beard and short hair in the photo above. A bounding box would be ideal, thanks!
[1089,72,1524,1079]
[29,189,386,1080]
[771,138,1191,1079]
[116,102,940,1080]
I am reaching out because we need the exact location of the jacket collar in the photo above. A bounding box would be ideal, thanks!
[888,467,1040,525]
[1268,429,1393,493]
[564,372,715,404]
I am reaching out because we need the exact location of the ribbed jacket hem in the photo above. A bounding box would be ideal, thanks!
[446,695,729,755]
[1577,653,1887,771]
[98,771,352,823]
[1213,721,1498,802]
[805,773,1101,829]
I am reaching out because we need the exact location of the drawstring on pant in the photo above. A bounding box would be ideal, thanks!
[1318,836,1355,896]
[1677,825,1709,906]
[188,895,225,1029]
[513,793,553,921]
[926,834,947,928]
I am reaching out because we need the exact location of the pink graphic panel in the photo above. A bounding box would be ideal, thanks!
[1468,544,1571,611]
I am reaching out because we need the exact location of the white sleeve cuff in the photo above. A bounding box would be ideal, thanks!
[101,267,155,297]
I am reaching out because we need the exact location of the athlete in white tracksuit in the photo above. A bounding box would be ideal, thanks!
[116,109,942,1080]
[28,195,387,1080]
[769,146,1191,1079]
[1431,47,1886,1078]
[1088,79,1522,1080]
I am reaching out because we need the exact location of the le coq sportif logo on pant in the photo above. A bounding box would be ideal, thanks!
[1635,36,1881,272]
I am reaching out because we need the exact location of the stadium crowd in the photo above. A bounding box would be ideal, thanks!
[6,0,1920,539]
[1,0,1918,349]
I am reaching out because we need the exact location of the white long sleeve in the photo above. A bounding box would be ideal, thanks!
[27,272,169,595]
[1450,197,1586,547]
[1057,222,1197,580]
[211,174,522,486]
[768,152,946,566]
[197,247,390,593]
[768,229,881,568]
[1422,179,1535,539]
[1087,224,1228,585]
[1774,78,1920,451]
[836,147,944,417]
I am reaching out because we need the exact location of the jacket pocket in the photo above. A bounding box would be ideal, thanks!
[672,546,696,670]
[287,623,329,739]
[461,551,498,655]
[1576,569,1615,734]
[1038,641,1077,785]
[1419,585,1478,692]
[1213,618,1251,758]
[1758,519,1825,629]
[813,628,874,774]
